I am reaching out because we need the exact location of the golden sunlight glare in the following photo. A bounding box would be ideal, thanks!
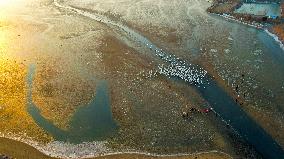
[0,0,10,5]
[0,0,22,7]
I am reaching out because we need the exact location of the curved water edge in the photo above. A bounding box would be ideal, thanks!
[21,53,229,157]
[211,13,284,51]
[27,64,118,143]
[6,0,281,158]
[265,29,284,50]
[51,0,284,158]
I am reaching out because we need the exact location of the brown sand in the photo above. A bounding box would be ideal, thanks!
[0,137,231,159]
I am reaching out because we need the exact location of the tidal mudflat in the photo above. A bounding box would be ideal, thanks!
[0,0,284,159]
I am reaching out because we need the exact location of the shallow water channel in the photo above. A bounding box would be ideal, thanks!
[24,0,284,158]
[27,64,117,143]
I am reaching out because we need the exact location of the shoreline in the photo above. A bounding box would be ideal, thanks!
[91,151,233,159]
[0,136,232,159]
[207,0,284,51]
[212,13,284,50]
[1,1,232,158]
[0,0,282,158]
[205,4,284,150]
[264,28,284,50]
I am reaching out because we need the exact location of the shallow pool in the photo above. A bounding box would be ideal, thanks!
[27,64,118,143]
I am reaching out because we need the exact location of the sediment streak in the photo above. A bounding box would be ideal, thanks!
[53,0,208,86]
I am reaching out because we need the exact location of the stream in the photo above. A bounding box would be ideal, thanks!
[24,0,284,158]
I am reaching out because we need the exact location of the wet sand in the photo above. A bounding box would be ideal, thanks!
[0,1,246,157]
[0,57,52,143]
[0,0,283,158]
[65,0,284,149]
[0,137,231,159]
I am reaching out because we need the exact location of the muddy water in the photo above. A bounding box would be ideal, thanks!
[68,80,117,143]
[197,80,284,158]
[51,1,284,158]
[27,64,66,140]
[27,64,117,143]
